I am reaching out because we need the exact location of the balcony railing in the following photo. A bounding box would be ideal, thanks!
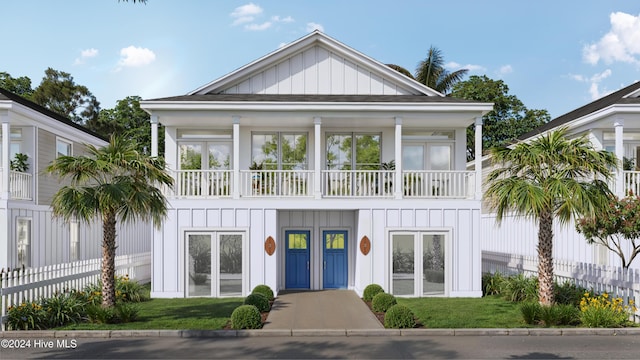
[240,170,313,197]
[624,171,640,196]
[165,169,475,199]
[0,169,33,200]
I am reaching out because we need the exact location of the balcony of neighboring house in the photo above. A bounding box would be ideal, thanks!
[0,168,33,200]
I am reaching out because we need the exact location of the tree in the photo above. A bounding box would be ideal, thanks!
[576,195,640,269]
[415,46,468,95]
[486,128,616,305]
[31,68,100,126]
[450,75,551,161]
[89,96,163,155]
[386,64,415,79]
[0,72,34,97]
[46,135,173,308]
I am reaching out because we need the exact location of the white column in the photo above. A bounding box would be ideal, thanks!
[314,117,322,199]
[394,117,403,199]
[233,116,241,199]
[1,115,10,200]
[150,115,159,157]
[474,117,483,200]
[615,119,624,197]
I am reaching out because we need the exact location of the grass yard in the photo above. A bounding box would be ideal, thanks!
[55,297,243,330]
[397,295,526,328]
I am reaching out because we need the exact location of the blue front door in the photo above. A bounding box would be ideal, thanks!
[285,230,310,289]
[323,230,348,289]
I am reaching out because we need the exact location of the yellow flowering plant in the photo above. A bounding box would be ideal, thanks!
[6,300,46,330]
[579,292,637,327]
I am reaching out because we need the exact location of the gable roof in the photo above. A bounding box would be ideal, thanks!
[0,87,106,141]
[519,80,640,140]
[189,30,442,97]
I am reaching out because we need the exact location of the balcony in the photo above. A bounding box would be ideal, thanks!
[0,169,33,200]
[168,169,476,199]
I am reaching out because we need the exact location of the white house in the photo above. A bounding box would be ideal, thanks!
[141,31,493,298]
[482,80,640,271]
[0,88,151,270]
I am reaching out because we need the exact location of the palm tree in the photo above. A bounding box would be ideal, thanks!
[415,46,468,94]
[485,128,616,305]
[46,135,173,308]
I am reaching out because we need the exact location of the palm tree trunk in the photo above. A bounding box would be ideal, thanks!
[101,212,117,308]
[537,210,555,306]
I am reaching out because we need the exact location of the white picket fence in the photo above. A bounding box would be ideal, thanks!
[0,252,151,331]
[483,251,640,322]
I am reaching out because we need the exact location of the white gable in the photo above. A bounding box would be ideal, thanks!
[220,44,415,96]
[192,31,440,97]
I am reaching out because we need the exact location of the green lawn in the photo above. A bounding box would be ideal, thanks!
[56,297,243,330]
[397,296,527,328]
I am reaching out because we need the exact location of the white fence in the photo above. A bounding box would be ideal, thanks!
[0,252,151,331]
[0,169,33,200]
[482,251,640,322]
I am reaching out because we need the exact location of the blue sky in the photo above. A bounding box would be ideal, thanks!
[3,0,640,118]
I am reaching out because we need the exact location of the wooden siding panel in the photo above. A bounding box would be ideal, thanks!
[250,209,265,287]
[356,65,370,94]
[303,47,318,94]
[264,67,278,94]
[251,72,264,94]
[290,53,304,93]
[370,73,383,94]
[192,209,206,228]
[317,47,331,93]
[238,79,251,93]
[277,59,291,94]
[344,60,358,94]
[330,53,345,94]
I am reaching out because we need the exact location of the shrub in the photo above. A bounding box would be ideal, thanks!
[363,284,384,302]
[85,304,117,324]
[384,304,416,329]
[502,274,538,302]
[244,293,270,312]
[42,292,86,327]
[252,285,274,301]
[231,305,262,329]
[83,275,148,304]
[482,272,505,296]
[520,302,541,325]
[372,293,397,313]
[554,281,589,306]
[580,292,636,327]
[6,301,47,330]
[115,302,140,323]
[538,304,580,327]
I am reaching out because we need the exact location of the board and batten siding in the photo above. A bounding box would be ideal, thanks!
[221,45,415,96]
[3,206,151,269]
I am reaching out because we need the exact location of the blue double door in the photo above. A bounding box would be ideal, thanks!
[285,230,348,289]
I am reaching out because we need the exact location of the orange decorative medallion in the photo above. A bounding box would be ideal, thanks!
[359,236,371,256]
[264,236,276,256]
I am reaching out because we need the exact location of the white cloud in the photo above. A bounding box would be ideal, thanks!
[231,3,263,26]
[73,48,99,65]
[498,65,513,76]
[272,15,294,23]
[116,46,156,71]
[445,61,486,73]
[570,69,613,100]
[583,12,640,65]
[246,22,272,31]
[306,22,324,32]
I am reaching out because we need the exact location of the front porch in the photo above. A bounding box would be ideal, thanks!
[167,169,476,199]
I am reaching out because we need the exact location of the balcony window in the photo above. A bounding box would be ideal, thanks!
[252,132,308,170]
[326,133,380,170]
[179,141,232,170]
[0,128,22,163]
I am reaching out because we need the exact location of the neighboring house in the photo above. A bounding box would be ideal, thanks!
[141,31,493,298]
[0,88,150,270]
[481,80,640,270]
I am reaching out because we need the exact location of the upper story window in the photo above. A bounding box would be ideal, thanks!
[178,131,232,171]
[0,128,23,163]
[402,130,454,171]
[252,132,308,170]
[56,137,72,158]
[326,133,380,170]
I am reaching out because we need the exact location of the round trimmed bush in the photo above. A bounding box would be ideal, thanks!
[252,285,274,301]
[363,284,384,302]
[231,305,262,329]
[372,292,397,313]
[384,304,416,329]
[244,293,270,312]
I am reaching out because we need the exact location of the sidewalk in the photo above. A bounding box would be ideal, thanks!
[262,290,383,330]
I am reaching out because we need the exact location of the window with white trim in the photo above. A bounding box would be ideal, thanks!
[252,132,308,170]
[70,220,80,261]
[16,218,31,268]
[56,138,72,158]
[0,128,23,164]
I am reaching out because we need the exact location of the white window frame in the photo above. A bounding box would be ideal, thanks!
[251,131,309,170]
[387,228,452,297]
[184,229,249,298]
[56,137,73,158]
[16,217,32,268]
[0,128,23,165]
[70,220,80,262]
[325,132,382,170]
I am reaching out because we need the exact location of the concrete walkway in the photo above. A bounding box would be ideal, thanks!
[262,290,383,330]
